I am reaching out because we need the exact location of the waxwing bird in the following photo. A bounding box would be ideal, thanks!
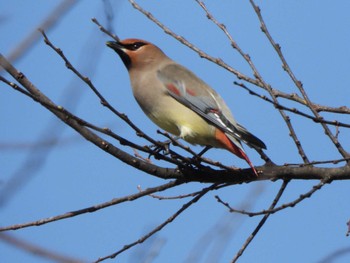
[106,39,266,176]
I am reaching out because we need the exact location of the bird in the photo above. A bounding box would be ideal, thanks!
[106,38,266,176]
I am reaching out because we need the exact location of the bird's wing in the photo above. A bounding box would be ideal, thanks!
[157,64,266,150]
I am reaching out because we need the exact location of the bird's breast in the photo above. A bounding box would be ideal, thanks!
[143,94,218,146]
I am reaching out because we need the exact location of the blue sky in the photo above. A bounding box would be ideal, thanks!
[1,1,350,262]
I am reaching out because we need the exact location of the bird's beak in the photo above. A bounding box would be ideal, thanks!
[106,41,122,50]
[106,41,131,69]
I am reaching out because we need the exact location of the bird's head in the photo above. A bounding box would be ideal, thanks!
[106,38,167,70]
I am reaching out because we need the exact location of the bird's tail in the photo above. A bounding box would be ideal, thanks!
[234,123,266,150]
[231,144,259,177]
[215,129,259,176]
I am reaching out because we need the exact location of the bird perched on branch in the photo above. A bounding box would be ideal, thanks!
[106,38,266,176]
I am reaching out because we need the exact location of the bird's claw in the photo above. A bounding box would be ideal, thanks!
[147,140,172,158]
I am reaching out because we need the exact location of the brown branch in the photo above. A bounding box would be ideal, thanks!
[91,17,119,41]
[138,182,228,200]
[272,88,350,114]
[138,185,203,200]
[314,104,350,114]
[284,158,350,167]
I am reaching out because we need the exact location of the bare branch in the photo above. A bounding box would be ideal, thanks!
[138,182,228,200]
[91,17,119,41]
[272,88,350,115]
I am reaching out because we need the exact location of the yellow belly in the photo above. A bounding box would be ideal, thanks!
[145,97,217,147]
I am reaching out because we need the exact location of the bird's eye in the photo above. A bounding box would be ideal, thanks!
[128,42,146,50]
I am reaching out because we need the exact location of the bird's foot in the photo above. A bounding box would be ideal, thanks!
[147,140,172,158]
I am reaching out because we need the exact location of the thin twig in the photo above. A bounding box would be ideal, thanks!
[231,180,289,262]
[216,178,330,217]
[138,185,203,200]
[272,88,350,114]
[283,157,350,167]
[138,183,228,200]
[234,81,350,128]
[0,180,182,232]
[91,17,119,41]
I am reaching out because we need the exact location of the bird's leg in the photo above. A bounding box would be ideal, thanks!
[197,146,212,157]
[148,139,172,157]
[147,136,180,158]
[192,146,212,163]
